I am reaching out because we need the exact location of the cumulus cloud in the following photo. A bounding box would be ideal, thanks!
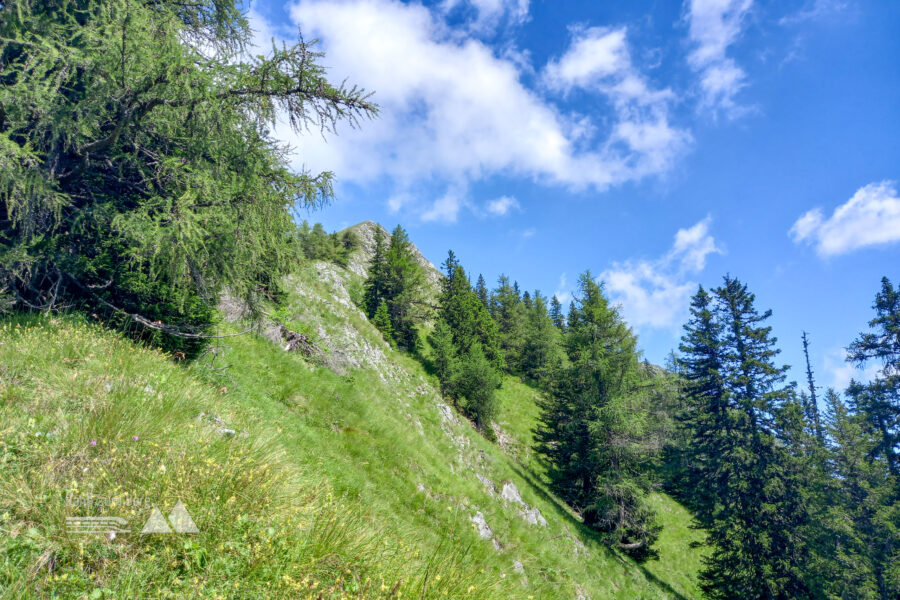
[422,188,467,223]
[486,195,519,216]
[601,217,722,330]
[790,181,900,256]
[685,0,753,117]
[543,26,687,175]
[267,0,689,222]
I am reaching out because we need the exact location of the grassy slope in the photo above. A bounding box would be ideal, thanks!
[0,260,704,599]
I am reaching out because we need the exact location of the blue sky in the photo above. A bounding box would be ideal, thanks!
[250,0,899,391]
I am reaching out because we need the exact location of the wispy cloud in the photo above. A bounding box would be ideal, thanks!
[823,347,879,392]
[554,273,572,305]
[601,217,722,330]
[779,0,849,26]
[486,195,520,216]
[685,0,754,118]
[790,181,900,256]
[440,0,530,33]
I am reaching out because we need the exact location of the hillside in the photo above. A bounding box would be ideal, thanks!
[0,230,705,599]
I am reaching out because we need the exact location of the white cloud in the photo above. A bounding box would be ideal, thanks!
[486,195,519,216]
[790,181,900,256]
[440,0,529,33]
[422,188,466,223]
[543,26,687,175]
[601,217,722,330]
[270,0,688,221]
[554,273,572,305]
[779,0,848,26]
[823,347,879,392]
[671,216,721,270]
[685,0,753,117]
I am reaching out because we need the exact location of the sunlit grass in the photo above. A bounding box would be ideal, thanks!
[1,258,706,599]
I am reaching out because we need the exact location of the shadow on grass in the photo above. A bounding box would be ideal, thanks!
[507,461,692,600]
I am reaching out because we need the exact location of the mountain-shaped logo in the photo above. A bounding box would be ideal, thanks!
[140,500,199,534]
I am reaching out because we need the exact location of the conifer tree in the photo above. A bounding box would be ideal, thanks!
[847,277,900,479]
[493,275,527,372]
[821,389,900,599]
[363,225,424,350]
[802,331,825,442]
[674,286,730,525]
[696,276,812,600]
[550,295,566,331]
[475,274,490,309]
[0,0,376,354]
[432,251,503,436]
[372,299,394,346]
[364,227,388,318]
[428,319,458,396]
[520,291,565,386]
[535,272,659,558]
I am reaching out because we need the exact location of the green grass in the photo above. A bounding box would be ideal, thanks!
[0,259,706,599]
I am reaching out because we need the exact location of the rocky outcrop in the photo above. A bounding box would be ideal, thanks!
[344,221,443,298]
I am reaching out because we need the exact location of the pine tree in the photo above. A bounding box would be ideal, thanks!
[520,291,565,386]
[493,275,527,372]
[432,251,503,436]
[452,343,501,435]
[364,227,388,318]
[535,272,660,558]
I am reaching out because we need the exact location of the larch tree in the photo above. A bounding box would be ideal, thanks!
[0,0,376,355]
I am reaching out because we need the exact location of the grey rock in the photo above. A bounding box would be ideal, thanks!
[500,482,524,506]
[470,511,493,540]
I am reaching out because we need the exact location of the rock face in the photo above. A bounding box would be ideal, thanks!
[499,481,548,527]
[344,221,443,298]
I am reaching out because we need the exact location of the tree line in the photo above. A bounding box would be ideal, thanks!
[364,239,899,597]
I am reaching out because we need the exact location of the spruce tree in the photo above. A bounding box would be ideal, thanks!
[520,291,565,386]
[475,274,490,309]
[847,277,900,479]
[550,295,566,331]
[428,319,458,396]
[821,389,900,599]
[801,331,825,442]
[535,272,659,558]
[493,275,527,372]
[363,225,424,350]
[697,276,812,600]
[372,299,394,346]
[674,285,730,525]
[432,251,503,436]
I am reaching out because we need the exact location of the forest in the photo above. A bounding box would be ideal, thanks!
[361,223,900,599]
[1,1,897,599]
